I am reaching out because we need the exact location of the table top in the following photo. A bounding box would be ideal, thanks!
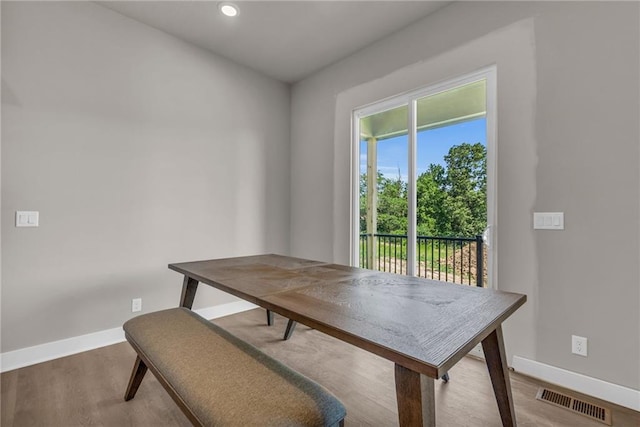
[169,254,526,378]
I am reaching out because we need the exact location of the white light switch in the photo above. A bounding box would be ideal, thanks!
[533,212,564,230]
[16,211,39,227]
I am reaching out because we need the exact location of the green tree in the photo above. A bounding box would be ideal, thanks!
[416,164,446,235]
[376,171,407,234]
[359,173,368,233]
[443,142,486,236]
[416,142,486,236]
[360,141,486,237]
[360,171,408,234]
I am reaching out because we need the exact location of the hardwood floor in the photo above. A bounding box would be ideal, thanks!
[2,308,638,426]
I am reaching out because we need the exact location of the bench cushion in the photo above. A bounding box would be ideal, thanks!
[123,308,346,426]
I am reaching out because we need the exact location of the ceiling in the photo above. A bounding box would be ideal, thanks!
[97,1,451,83]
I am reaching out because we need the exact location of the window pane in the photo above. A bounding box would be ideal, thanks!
[415,80,487,284]
[359,105,408,274]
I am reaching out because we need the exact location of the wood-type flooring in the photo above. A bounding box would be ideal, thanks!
[2,308,638,426]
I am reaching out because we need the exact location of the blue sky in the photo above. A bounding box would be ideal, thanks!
[360,117,486,182]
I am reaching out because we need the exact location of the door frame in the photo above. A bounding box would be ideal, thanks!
[351,65,497,288]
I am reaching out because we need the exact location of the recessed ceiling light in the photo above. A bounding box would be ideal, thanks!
[219,2,239,17]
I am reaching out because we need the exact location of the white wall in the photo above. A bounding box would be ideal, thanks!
[1,2,290,352]
[291,1,639,392]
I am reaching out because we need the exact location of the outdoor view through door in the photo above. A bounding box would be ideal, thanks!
[354,68,496,288]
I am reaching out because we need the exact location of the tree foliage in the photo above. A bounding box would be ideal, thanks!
[361,142,486,237]
[360,171,408,235]
[376,171,407,235]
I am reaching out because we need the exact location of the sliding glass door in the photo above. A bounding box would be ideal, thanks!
[353,67,496,287]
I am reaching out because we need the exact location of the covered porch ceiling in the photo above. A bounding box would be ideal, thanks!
[359,80,486,141]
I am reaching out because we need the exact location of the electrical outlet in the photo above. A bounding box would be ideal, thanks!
[132,298,142,313]
[572,335,587,356]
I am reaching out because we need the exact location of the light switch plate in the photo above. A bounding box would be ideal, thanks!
[16,211,39,227]
[533,212,564,230]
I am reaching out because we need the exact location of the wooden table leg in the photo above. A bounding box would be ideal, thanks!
[180,276,199,309]
[394,363,435,427]
[266,309,274,326]
[283,319,297,340]
[481,325,517,427]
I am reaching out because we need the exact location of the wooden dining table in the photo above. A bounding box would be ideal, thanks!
[169,254,526,427]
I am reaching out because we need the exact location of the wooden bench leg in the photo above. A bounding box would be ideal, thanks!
[283,319,297,340]
[266,309,274,326]
[124,356,148,401]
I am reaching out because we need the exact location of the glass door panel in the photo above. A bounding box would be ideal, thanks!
[359,104,409,274]
[415,80,488,286]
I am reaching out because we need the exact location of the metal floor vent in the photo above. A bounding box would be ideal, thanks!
[536,387,612,425]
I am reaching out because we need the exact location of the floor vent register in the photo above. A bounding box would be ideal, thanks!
[535,387,612,425]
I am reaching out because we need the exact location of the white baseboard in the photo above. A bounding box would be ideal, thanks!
[512,355,640,412]
[1,325,126,374]
[0,300,258,373]
[194,300,257,322]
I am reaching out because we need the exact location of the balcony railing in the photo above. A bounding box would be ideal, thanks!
[359,233,486,287]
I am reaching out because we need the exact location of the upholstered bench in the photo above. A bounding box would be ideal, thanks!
[123,308,346,426]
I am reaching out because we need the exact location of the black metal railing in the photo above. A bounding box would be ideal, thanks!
[359,233,485,287]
